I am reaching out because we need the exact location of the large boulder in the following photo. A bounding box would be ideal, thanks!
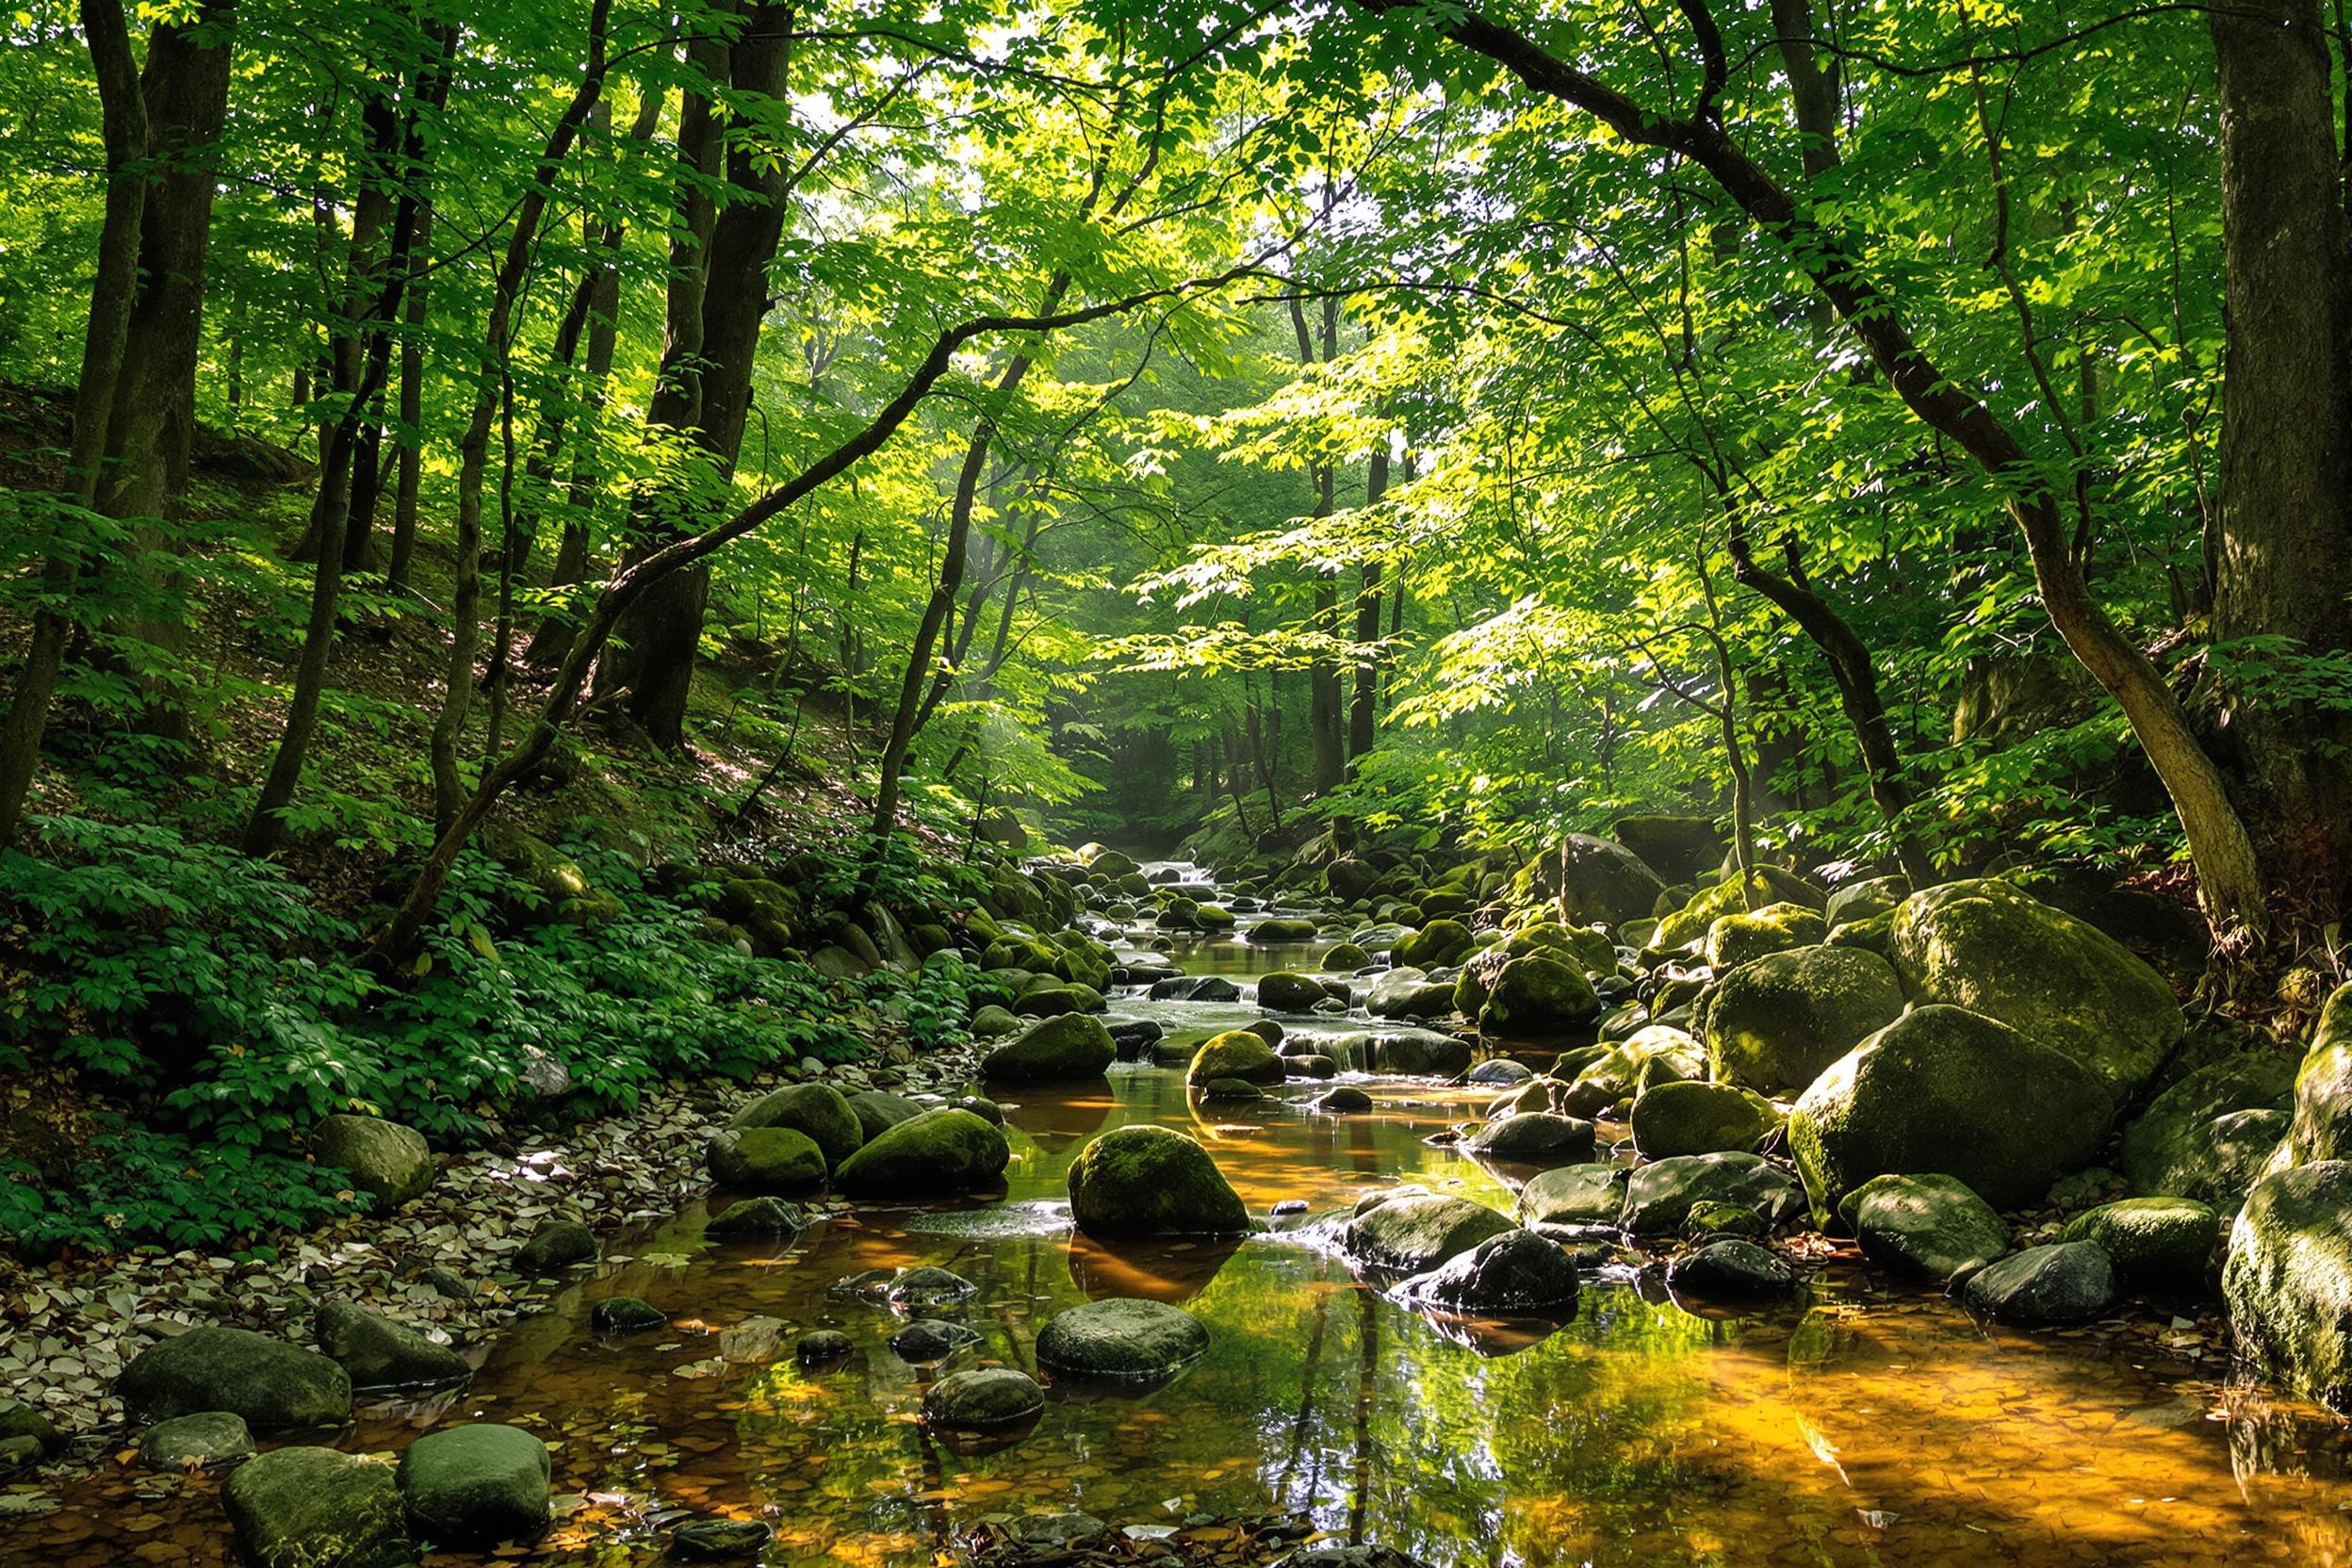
[1629,1081,1772,1159]
[1256,971,1330,1012]
[2119,1048,2295,1208]
[1478,954,1600,1039]
[2062,1197,2218,1292]
[1961,1241,2117,1324]
[923,1367,1046,1431]
[982,1013,1117,1082]
[1888,879,2184,1096]
[833,1109,1009,1198]
[223,1446,416,1568]
[2276,982,2352,1168]
[1609,815,1724,884]
[1518,834,1668,927]
[1825,875,1910,929]
[314,1303,470,1391]
[706,1126,825,1191]
[1344,1192,1517,1273]
[1397,1229,1579,1314]
[1516,1163,1628,1227]
[1558,1026,1703,1119]
[1655,867,1825,950]
[311,1115,435,1208]
[118,1326,351,1430]
[1365,969,1457,1021]
[1705,903,1829,971]
[1462,1112,1594,1164]
[1035,1298,1209,1380]
[1067,1126,1250,1236]
[1841,1173,2008,1282]
[846,1089,926,1142]
[730,1082,864,1170]
[2226,1161,2352,1411]
[1185,1029,1286,1086]
[1618,1152,1804,1235]
[1703,945,1905,1095]
[1788,1004,2116,1217]
[1666,1239,1799,1298]
[396,1424,550,1546]
[1394,918,1475,969]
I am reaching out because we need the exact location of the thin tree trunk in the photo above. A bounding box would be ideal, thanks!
[1347,437,1389,766]
[385,200,433,595]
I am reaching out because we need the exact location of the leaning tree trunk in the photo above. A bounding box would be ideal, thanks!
[2207,0,2352,923]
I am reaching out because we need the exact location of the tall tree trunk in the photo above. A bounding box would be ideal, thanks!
[2209,0,2352,922]
[0,0,151,841]
[1291,295,1346,794]
[385,200,433,595]
[1347,438,1389,767]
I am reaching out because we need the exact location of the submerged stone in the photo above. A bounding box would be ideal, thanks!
[1035,1298,1209,1380]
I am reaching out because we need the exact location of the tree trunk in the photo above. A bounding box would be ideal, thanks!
[2208,0,2352,920]
[1348,439,1389,766]
[385,199,433,595]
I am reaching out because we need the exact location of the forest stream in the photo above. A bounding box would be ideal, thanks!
[7,862,2350,1568]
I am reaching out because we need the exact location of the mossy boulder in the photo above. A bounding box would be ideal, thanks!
[1889,878,2184,1096]
[981,1014,1117,1082]
[846,1089,926,1142]
[1366,967,1457,1021]
[1841,1173,2009,1282]
[1558,1025,1703,1119]
[729,1082,864,1171]
[311,1115,434,1208]
[396,1424,549,1546]
[1344,1192,1518,1273]
[1788,1004,2115,1217]
[2119,1048,2296,1207]
[1825,875,1910,928]
[1961,1241,2117,1324]
[2225,1161,2352,1411]
[1013,983,1107,1018]
[1515,834,1668,926]
[1326,857,1382,902]
[314,1303,469,1391]
[118,1327,351,1430]
[2062,1197,2219,1292]
[1655,867,1825,950]
[1185,1029,1286,1086]
[1516,1163,1629,1227]
[1249,917,1320,943]
[1394,918,1476,968]
[1320,941,1372,970]
[1398,1228,1579,1314]
[223,1446,416,1568]
[139,1410,253,1469]
[1705,902,1829,970]
[513,1219,598,1276]
[706,1126,826,1192]
[1609,815,1724,883]
[1618,1151,1804,1235]
[1256,971,1330,1012]
[1035,1298,1210,1380]
[2277,982,2352,1168]
[1478,953,1600,1039]
[1667,1238,1799,1298]
[1825,908,1898,960]
[1703,945,1906,1096]
[1462,1111,1595,1164]
[1629,1080,1772,1159]
[923,1367,1046,1431]
[833,1109,1009,1198]
[1068,1125,1250,1236]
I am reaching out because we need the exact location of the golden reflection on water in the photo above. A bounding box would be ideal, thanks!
[12,1066,2352,1568]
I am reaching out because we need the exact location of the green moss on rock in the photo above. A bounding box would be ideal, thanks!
[1068,1125,1250,1236]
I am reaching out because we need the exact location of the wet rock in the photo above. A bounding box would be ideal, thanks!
[1322,940,1373,969]
[311,1114,435,1208]
[1367,1029,1475,1075]
[730,1082,865,1170]
[1280,1548,1437,1568]
[1618,1152,1803,1236]
[1842,1172,2008,1282]
[887,1266,977,1311]
[2269,982,2352,1170]
[1201,1077,1264,1102]
[1667,1239,1798,1297]
[118,1325,352,1429]
[514,1219,599,1276]
[396,1423,550,1546]
[708,1192,809,1239]
[1629,1080,1772,1159]
[1516,834,1667,927]
[1365,968,1456,1021]
[2226,1161,2352,1410]
[139,1409,252,1469]
[706,1126,826,1191]
[1788,1004,2116,1217]
[1184,1028,1287,1086]
[835,1108,1010,1198]
[2063,1197,2219,1292]
[1069,1124,1250,1236]
[2120,1047,2296,1208]
[1257,971,1331,1011]
[0,1398,63,1462]
[890,1318,982,1363]
[794,1330,855,1367]
[1516,1163,1627,1227]
[952,1095,1006,1125]
[1702,944,1905,1096]
[1705,903,1829,970]
[672,1518,775,1560]
[1246,1019,1286,1047]
[1478,953,1601,1038]
[422,1266,473,1300]
[1036,1298,1209,1380]
[1318,1086,1375,1114]
[923,1367,1046,1431]
[1558,1025,1704,1119]
[982,1013,1118,1082]
[1890,878,2184,1096]
[223,1446,416,1568]
[1681,1200,1769,1240]
[1288,1054,1340,1079]
[1250,917,1322,943]
[1104,1019,1165,1060]
[1962,1240,2117,1323]
[590,1296,667,1334]
[1467,1059,1535,1086]
[1462,1111,1595,1164]
[1014,983,1108,1017]
[1396,1228,1578,1314]
[970,1004,1023,1038]
[1149,974,1243,1003]
[846,1089,927,1142]
[315,1302,470,1391]
[1346,1192,1517,1273]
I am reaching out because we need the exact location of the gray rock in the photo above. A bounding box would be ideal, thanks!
[889,1319,981,1364]
[1843,1173,2008,1282]
[1345,1192,1517,1273]
[139,1410,253,1469]
[1467,1059,1535,1086]
[1619,1152,1804,1235]
[513,1220,598,1276]
[1149,975,1244,1003]
[1462,1111,1595,1164]
[923,1367,1046,1431]
[1516,1163,1628,1227]
[1963,1240,2118,1323]
[1668,1239,1799,1297]
[1035,1298,1209,1380]
[223,1446,416,1568]
[0,1398,63,1460]
[311,1115,435,1208]
[396,1424,549,1545]
[846,1089,926,1142]
[1396,1228,1578,1314]
[888,1266,977,1311]
[1365,968,1456,1021]
[315,1302,470,1391]
[1318,1086,1375,1114]
[118,1326,351,1430]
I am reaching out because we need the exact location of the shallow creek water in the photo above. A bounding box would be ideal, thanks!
[13,868,2352,1567]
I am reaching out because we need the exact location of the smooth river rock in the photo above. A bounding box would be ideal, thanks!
[1036,1298,1209,1380]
